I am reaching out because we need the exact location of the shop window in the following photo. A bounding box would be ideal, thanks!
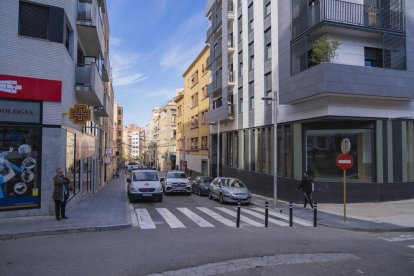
[0,127,41,211]
[305,128,373,181]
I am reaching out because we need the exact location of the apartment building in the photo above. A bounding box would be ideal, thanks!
[115,105,123,166]
[157,99,178,171]
[205,0,413,202]
[175,46,211,176]
[0,0,115,217]
[145,108,161,168]
[122,124,144,160]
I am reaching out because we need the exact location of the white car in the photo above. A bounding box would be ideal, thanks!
[161,170,192,195]
[127,170,163,202]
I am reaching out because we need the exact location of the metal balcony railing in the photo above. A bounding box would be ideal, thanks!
[77,0,92,21]
[228,71,234,83]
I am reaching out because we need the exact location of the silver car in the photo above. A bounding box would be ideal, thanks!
[209,177,251,205]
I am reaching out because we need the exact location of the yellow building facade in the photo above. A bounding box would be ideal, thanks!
[175,46,210,176]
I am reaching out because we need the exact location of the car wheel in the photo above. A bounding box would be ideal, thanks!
[219,194,224,204]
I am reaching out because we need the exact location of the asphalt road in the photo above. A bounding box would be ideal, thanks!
[1,193,413,276]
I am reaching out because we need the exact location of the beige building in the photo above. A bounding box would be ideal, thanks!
[175,46,210,176]
[122,124,144,162]
[145,108,161,168]
[157,98,178,171]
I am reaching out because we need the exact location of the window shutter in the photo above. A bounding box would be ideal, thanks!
[19,2,49,39]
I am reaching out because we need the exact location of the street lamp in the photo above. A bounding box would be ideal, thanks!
[208,121,220,177]
[261,95,278,208]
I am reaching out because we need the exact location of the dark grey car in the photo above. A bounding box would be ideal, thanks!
[191,176,213,196]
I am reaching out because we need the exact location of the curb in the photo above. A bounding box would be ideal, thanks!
[0,223,132,241]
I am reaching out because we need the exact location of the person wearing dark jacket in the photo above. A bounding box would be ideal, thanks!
[52,168,72,220]
[297,170,314,209]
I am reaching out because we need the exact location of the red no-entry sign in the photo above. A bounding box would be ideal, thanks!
[336,154,354,170]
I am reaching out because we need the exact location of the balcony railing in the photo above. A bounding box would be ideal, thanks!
[228,70,234,83]
[293,0,404,38]
[75,62,104,106]
[228,1,234,13]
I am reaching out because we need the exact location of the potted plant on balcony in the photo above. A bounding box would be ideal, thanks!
[311,35,340,64]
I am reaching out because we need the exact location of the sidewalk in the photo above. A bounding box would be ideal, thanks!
[1,177,414,240]
[0,175,131,240]
[251,194,414,232]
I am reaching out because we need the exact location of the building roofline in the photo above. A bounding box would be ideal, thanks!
[182,45,210,77]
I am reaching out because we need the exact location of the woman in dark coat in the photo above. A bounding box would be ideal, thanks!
[52,168,72,220]
[297,170,314,209]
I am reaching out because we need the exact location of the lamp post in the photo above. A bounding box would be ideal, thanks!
[261,95,277,207]
[208,121,220,177]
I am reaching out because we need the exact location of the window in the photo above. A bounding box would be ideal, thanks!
[201,111,206,124]
[202,64,205,74]
[264,0,271,17]
[249,81,254,110]
[364,47,383,68]
[249,42,254,71]
[239,91,243,113]
[264,73,272,104]
[65,25,71,51]
[201,136,208,149]
[238,15,243,42]
[248,3,254,32]
[191,70,199,86]
[19,1,48,39]
[191,93,199,107]
[202,86,207,98]
[264,28,271,60]
[213,98,223,109]
[238,51,243,78]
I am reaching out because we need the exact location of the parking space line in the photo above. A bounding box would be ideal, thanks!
[177,208,215,227]
[251,207,312,226]
[215,207,262,227]
[135,208,156,229]
[156,208,186,228]
[197,207,235,227]
[241,208,289,226]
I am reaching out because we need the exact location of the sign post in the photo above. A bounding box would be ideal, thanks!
[336,138,354,223]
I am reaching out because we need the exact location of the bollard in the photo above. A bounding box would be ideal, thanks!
[265,201,269,228]
[236,201,241,228]
[289,202,293,227]
[313,202,317,227]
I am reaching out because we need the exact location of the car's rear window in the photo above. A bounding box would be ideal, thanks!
[166,172,187,178]
[221,179,245,188]
[133,172,158,181]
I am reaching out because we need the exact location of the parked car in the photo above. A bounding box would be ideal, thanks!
[161,170,192,195]
[209,177,251,205]
[192,176,213,196]
[127,170,163,203]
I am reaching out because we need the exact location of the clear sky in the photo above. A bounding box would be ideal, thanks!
[107,0,208,128]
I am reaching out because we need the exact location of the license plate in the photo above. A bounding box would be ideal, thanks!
[142,193,152,197]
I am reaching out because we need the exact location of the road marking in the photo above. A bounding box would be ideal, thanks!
[241,208,289,226]
[177,208,214,227]
[135,208,156,229]
[215,207,263,227]
[379,235,414,242]
[130,204,139,228]
[197,207,235,227]
[251,207,312,226]
[156,208,186,228]
[407,245,414,249]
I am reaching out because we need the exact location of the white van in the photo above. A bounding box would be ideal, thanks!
[127,170,163,202]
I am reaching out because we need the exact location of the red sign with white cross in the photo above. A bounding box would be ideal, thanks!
[0,74,62,102]
[336,154,354,170]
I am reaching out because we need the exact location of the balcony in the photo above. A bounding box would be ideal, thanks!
[227,35,235,54]
[228,70,235,86]
[75,62,104,106]
[228,1,235,21]
[292,0,404,39]
[102,58,111,82]
[94,93,109,117]
[77,0,105,56]
[206,26,213,42]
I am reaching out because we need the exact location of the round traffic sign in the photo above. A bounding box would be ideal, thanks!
[341,138,351,154]
[336,154,354,170]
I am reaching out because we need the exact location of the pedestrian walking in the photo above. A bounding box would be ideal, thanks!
[52,168,72,220]
[297,170,314,209]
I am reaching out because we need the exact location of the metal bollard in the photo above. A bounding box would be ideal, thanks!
[236,201,241,228]
[313,202,317,227]
[265,201,269,227]
[289,202,293,227]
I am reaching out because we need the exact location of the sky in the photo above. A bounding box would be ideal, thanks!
[107,0,208,127]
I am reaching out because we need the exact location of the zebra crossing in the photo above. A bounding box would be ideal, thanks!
[130,205,312,230]
[379,234,414,253]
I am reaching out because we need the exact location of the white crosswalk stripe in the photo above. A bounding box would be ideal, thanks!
[407,245,414,249]
[241,208,289,226]
[251,207,313,226]
[136,208,156,229]
[156,208,186,228]
[196,207,236,227]
[131,206,312,230]
[215,207,263,227]
[177,208,214,227]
